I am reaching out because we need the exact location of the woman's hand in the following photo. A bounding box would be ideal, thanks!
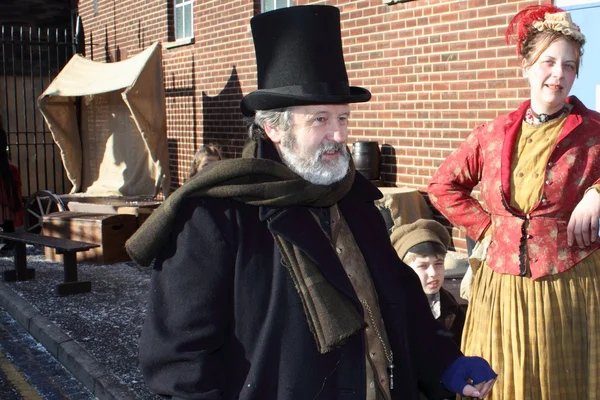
[567,188,600,248]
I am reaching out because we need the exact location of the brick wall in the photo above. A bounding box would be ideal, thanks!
[78,0,548,251]
[79,0,255,186]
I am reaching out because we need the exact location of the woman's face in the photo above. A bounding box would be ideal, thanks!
[524,37,578,114]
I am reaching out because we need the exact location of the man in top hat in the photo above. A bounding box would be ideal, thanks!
[390,219,467,348]
[128,5,496,400]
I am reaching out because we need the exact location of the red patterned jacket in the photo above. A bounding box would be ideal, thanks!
[428,96,600,279]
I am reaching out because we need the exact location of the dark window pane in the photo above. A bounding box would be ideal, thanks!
[184,3,192,38]
[263,0,274,12]
[276,0,290,9]
[175,6,183,39]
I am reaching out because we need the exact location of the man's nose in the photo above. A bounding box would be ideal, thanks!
[327,119,348,143]
[427,265,438,277]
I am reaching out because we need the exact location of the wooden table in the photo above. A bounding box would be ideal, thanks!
[374,187,432,231]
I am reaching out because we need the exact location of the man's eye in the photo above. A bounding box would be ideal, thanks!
[315,117,326,123]
[565,64,575,70]
[339,116,349,125]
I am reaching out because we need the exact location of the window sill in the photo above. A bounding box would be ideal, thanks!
[163,37,195,49]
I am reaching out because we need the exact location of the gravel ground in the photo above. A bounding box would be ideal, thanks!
[0,244,161,400]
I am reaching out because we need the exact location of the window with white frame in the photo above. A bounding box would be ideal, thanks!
[174,0,193,40]
[262,0,293,13]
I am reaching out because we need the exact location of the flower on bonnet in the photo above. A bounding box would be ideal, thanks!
[532,12,585,44]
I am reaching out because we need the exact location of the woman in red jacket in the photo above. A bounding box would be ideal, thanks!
[428,5,600,399]
[0,117,22,251]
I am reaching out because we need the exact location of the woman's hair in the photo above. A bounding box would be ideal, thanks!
[188,144,223,179]
[506,5,586,75]
[0,116,20,211]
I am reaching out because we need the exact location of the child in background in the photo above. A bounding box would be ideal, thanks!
[187,144,223,180]
[390,219,466,347]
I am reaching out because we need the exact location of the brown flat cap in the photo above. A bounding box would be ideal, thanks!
[390,218,450,259]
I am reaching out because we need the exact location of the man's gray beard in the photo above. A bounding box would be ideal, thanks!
[279,138,350,185]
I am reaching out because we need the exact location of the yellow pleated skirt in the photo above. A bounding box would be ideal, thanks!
[461,250,600,399]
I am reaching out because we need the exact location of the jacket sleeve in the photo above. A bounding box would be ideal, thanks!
[139,198,235,399]
[428,124,491,242]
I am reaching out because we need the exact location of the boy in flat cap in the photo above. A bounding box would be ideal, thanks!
[129,5,495,400]
[391,219,467,347]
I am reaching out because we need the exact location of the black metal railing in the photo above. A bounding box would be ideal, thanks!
[0,25,73,197]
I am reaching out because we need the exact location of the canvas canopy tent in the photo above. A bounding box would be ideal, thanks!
[38,41,170,197]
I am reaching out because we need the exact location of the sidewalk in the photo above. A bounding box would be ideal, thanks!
[0,244,469,400]
[0,245,160,400]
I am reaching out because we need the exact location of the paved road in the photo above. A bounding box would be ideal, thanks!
[0,308,94,400]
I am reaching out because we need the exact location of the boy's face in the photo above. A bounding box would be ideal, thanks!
[407,254,445,295]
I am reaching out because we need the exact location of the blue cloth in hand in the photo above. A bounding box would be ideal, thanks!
[441,356,497,394]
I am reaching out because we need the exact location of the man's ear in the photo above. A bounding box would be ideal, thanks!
[263,123,282,144]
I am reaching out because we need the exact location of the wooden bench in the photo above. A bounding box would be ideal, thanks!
[0,231,99,296]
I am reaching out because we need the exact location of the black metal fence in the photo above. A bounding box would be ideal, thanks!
[0,25,73,198]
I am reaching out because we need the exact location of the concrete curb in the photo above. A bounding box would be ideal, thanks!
[0,279,139,400]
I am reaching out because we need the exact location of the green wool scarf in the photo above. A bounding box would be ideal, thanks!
[125,139,364,353]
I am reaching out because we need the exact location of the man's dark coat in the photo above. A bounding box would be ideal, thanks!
[140,141,462,400]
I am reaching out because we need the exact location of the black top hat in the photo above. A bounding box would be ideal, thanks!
[240,5,371,117]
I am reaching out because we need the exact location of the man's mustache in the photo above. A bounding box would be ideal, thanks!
[317,142,347,157]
